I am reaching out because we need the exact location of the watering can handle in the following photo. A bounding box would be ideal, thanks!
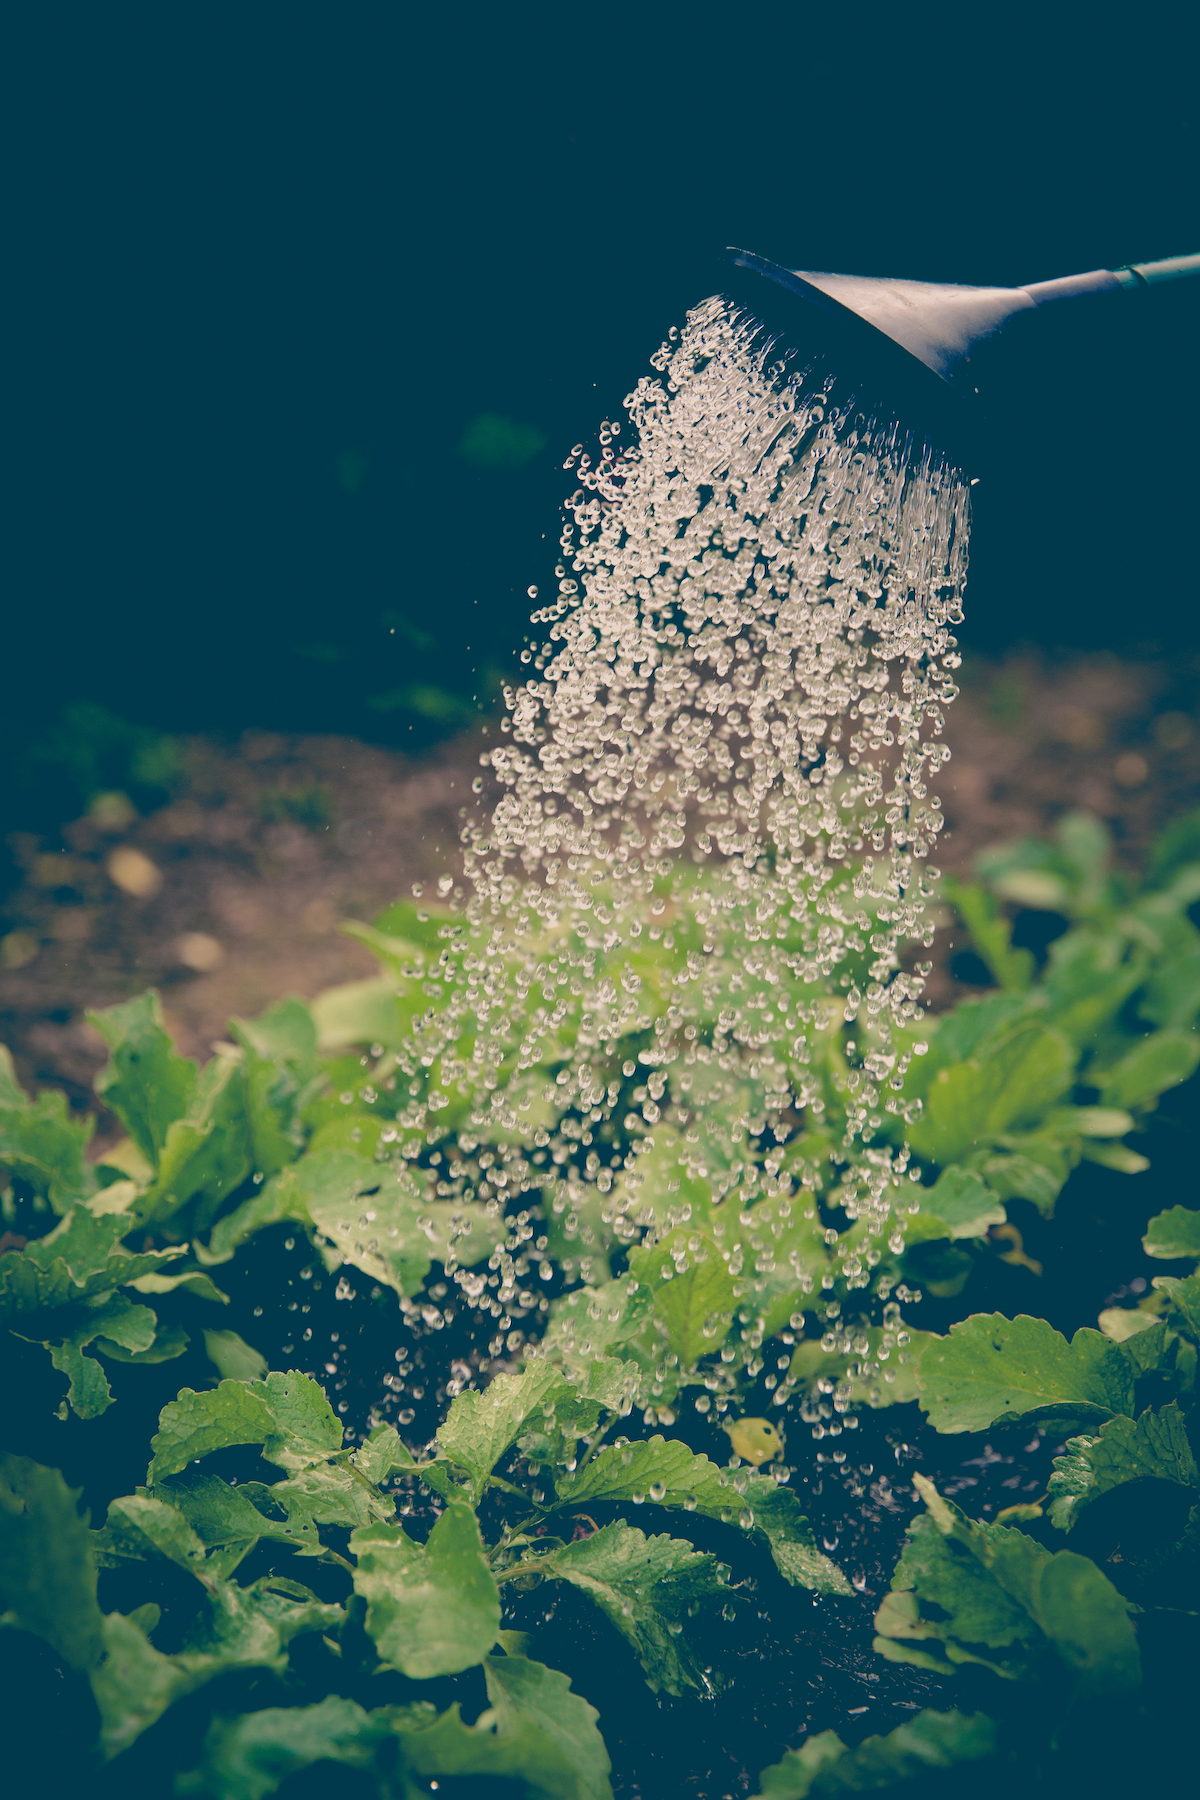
[1022,252,1200,307]
[1111,252,1200,290]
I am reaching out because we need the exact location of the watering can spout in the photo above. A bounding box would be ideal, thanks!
[725,247,1200,398]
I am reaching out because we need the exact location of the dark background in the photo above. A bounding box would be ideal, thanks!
[3,5,1197,803]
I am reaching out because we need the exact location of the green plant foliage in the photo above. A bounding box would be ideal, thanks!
[518,1524,727,1694]
[1047,1403,1199,1532]
[352,1503,502,1678]
[874,1476,1141,1700]
[916,1313,1138,1433]
[751,1708,999,1797]
[3,803,1200,1791]
[0,1453,105,1668]
[0,1047,95,1212]
[1143,1203,1200,1260]
[557,1434,850,1593]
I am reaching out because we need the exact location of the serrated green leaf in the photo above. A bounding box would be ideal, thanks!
[92,1493,210,1578]
[1144,1205,1200,1261]
[627,1227,736,1364]
[148,1379,278,1481]
[302,1156,504,1297]
[91,1578,342,1760]
[876,1477,1140,1699]
[397,1696,592,1799]
[556,1435,849,1593]
[1152,1271,1200,1342]
[0,1454,104,1668]
[155,1471,323,1558]
[751,1709,999,1798]
[140,1049,253,1229]
[88,991,197,1167]
[352,1422,417,1486]
[1100,1028,1200,1111]
[147,1369,346,1482]
[272,1462,392,1531]
[907,1021,1075,1168]
[533,1522,725,1694]
[1033,1549,1143,1698]
[978,1132,1077,1214]
[91,1610,217,1760]
[917,1313,1135,1433]
[1,1204,183,1323]
[438,1360,572,1502]
[351,1501,501,1678]
[177,1696,384,1800]
[1048,1403,1199,1531]
[0,1051,94,1212]
[42,1293,159,1418]
[919,1167,1006,1239]
[483,1652,614,1800]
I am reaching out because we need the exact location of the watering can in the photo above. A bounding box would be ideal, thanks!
[721,246,1200,455]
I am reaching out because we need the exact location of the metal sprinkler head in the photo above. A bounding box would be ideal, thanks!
[721,246,1200,458]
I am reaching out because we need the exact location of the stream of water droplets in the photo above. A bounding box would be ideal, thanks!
[453,294,967,1247]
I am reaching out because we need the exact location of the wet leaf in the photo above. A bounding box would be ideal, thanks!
[351,1502,500,1679]
[0,1454,104,1669]
[917,1313,1135,1433]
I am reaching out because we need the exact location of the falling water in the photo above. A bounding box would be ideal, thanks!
[445,293,965,1240]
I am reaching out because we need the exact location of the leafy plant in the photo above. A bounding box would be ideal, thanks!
[2,804,1199,1794]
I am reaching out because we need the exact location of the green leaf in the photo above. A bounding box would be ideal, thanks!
[437,1359,574,1503]
[154,1471,324,1559]
[139,1049,252,1228]
[483,1651,614,1800]
[943,876,1034,992]
[1033,1549,1143,1698]
[556,1436,849,1594]
[352,1422,417,1486]
[147,1370,344,1482]
[351,1502,501,1678]
[91,1578,342,1760]
[0,1454,104,1669]
[918,1167,1006,1239]
[1048,1403,1199,1531]
[1153,1271,1200,1342]
[875,1476,1140,1699]
[177,1696,384,1800]
[92,1493,210,1579]
[230,998,321,1086]
[203,1328,268,1381]
[396,1697,593,1799]
[1,1205,187,1323]
[300,1155,504,1297]
[907,1022,1075,1166]
[88,991,197,1167]
[148,1379,278,1481]
[751,1710,999,1798]
[310,975,407,1050]
[91,1609,216,1760]
[533,1522,726,1694]
[1144,1205,1200,1261]
[43,1293,159,1418]
[1100,1028,1200,1111]
[917,1313,1135,1433]
[626,1226,737,1364]
[0,1049,95,1212]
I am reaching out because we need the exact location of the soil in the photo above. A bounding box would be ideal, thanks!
[3,648,1198,1128]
